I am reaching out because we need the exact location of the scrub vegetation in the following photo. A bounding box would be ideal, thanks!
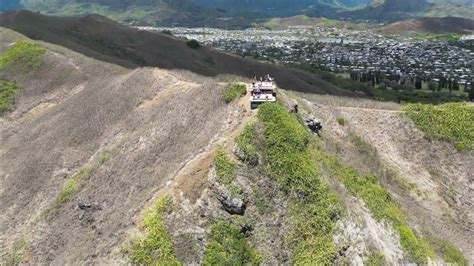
[337,116,346,126]
[0,40,46,112]
[213,148,236,185]
[432,239,469,266]
[122,195,179,265]
[0,40,46,70]
[223,83,247,103]
[311,139,467,264]
[203,221,261,265]
[0,80,18,112]
[0,237,28,266]
[43,149,114,217]
[257,102,342,264]
[404,103,474,151]
[235,123,258,165]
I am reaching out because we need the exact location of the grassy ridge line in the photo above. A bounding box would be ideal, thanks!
[311,139,467,264]
[257,102,342,264]
[404,103,474,151]
[122,194,180,265]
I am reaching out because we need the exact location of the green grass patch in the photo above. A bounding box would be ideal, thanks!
[122,195,179,265]
[0,40,46,71]
[431,239,468,266]
[55,166,93,208]
[404,103,474,151]
[337,116,346,126]
[214,148,236,186]
[0,237,28,266]
[43,150,114,217]
[257,102,342,264]
[0,80,18,112]
[366,252,385,266]
[203,220,261,265]
[223,83,246,104]
[311,141,439,263]
[235,123,258,165]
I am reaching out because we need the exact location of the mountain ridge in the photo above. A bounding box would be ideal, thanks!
[0,10,353,96]
[8,0,474,26]
[381,16,474,35]
[0,23,472,264]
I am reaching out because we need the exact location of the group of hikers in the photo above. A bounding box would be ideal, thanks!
[251,74,274,96]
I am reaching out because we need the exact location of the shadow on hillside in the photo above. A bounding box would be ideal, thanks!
[0,10,355,96]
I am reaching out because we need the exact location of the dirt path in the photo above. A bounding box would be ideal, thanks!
[147,82,257,208]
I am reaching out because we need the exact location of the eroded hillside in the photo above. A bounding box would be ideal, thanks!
[0,26,472,265]
[0,28,253,264]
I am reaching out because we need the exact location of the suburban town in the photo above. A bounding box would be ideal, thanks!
[142,25,474,92]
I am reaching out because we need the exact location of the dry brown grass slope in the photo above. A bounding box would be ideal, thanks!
[0,27,248,264]
[0,10,354,97]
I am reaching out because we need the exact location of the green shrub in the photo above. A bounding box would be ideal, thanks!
[432,240,468,266]
[366,252,385,266]
[214,148,236,186]
[0,80,18,112]
[0,40,46,70]
[337,116,346,126]
[55,166,93,208]
[186,39,201,49]
[223,84,247,103]
[257,102,342,264]
[397,225,435,263]
[404,103,474,151]
[122,195,179,265]
[235,123,258,165]
[203,221,261,265]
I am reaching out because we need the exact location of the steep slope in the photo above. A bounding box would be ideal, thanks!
[381,16,474,34]
[293,92,473,262]
[0,27,250,264]
[1,27,470,264]
[0,10,353,97]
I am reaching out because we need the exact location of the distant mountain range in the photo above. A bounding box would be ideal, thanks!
[2,0,473,27]
[380,16,474,35]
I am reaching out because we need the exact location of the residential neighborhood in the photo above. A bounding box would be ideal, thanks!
[143,26,473,91]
